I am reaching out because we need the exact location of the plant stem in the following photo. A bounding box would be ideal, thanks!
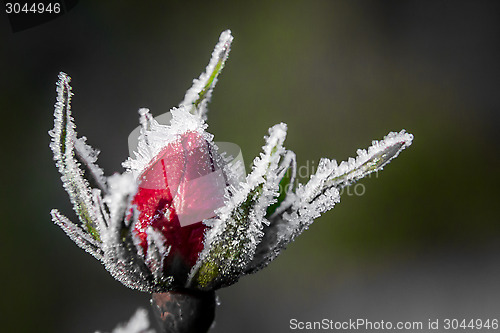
[151,290,216,333]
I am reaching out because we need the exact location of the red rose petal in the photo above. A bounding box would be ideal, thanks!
[133,131,225,271]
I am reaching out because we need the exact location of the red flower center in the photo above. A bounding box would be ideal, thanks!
[132,131,226,272]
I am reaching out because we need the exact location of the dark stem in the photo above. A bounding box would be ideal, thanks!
[151,290,216,333]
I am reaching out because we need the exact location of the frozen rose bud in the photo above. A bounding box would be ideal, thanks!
[133,131,227,281]
[50,30,413,299]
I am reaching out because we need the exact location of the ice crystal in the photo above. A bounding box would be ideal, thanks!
[123,107,211,179]
[50,29,413,294]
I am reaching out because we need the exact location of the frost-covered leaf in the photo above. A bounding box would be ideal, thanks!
[325,130,414,189]
[245,151,297,273]
[179,30,233,119]
[100,173,167,293]
[74,136,108,194]
[49,74,153,292]
[51,209,103,260]
[49,72,105,241]
[247,161,342,273]
[265,151,297,218]
[248,130,413,272]
[103,173,136,225]
[188,123,289,290]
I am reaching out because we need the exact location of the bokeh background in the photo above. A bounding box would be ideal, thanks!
[1,1,500,332]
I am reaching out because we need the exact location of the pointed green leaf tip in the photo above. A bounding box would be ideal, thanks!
[180,30,233,119]
[326,130,413,190]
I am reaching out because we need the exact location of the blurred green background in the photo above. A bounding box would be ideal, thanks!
[1,1,500,332]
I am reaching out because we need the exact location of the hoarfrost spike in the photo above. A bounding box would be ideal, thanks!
[138,108,154,146]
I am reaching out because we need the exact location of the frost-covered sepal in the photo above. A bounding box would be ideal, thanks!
[188,123,289,290]
[325,130,413,189]
[50,209,103,260]
[100,173,170,293]
[180,29,233,119]
[74,136,108,193]
[144,227,171,285]
[245,150,297,273]
[246,160,342,273]
[49,72,105,241]
[244,130,413,273]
